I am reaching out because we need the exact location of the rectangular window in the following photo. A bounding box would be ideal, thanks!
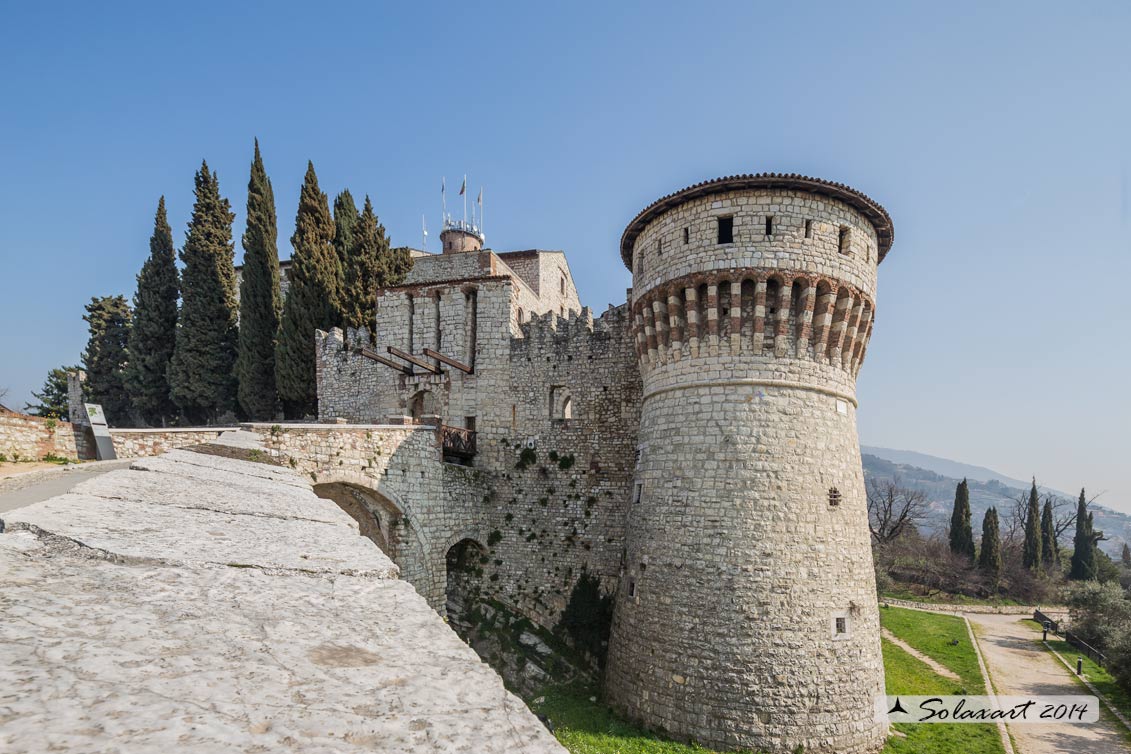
[465,416,476,432]
[560,275,566,295]
[765,216,774,236]
[836,617,847,634]
[717,216,734,244]
[804,219,813,239]
[628,579,636,598]
[838,226,850,255]
[633,481,643,504]
[683,227,690,245]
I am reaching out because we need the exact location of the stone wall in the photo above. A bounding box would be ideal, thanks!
[312,303,640,634]
[248,422,490,612]
[472,305,639,628]
[108,428,236,459]
[0,411,82,461]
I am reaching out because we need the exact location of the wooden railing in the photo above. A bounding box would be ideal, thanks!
[440,425,477,460]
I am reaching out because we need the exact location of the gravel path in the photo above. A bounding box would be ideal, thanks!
[967,613,1130,754]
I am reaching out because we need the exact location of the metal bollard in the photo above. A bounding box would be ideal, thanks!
[1077,657,1083,675]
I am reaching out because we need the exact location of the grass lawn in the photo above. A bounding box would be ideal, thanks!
[530,683,758,754]
[880,605,985,692]
[880,606,1004,754]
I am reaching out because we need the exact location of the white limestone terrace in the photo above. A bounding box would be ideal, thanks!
[0,447,564,753]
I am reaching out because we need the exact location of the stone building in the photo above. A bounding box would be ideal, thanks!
[315,176,895,754]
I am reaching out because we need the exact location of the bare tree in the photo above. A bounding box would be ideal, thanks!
[867,477,929,545]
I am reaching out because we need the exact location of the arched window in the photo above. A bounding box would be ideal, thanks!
[562,396,572,420]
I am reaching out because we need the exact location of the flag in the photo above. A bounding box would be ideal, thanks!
[459,177,466,196]
[477,187,483,206]
[441,177,445,195]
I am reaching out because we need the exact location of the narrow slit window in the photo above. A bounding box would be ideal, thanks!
[656,239,662,257]
[628,579,636,598]
[717,216,734,244]
[838,226,850,255]
[804,219,813,239]
[765,216,774,236]
[835,617,847,634]
[683,227,690,244]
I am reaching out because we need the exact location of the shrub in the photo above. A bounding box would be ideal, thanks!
[515,447,537,470]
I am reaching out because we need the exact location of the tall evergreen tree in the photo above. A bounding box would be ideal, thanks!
[1040,498,1059,569]
[82,295,132,425]
[948,478,976,560]
[332,189,360,270]
[26,365,80,420]
[1070,488,1100,581]
[341,195,391,330]
[1122,543,1131,568]
[168,161,239,424]
[978,507,1002,584]
[276,162,340,418]
[388,245,414,285]
[236,140,282,420]
[125,197,180,425]
[1022,479,1043,570]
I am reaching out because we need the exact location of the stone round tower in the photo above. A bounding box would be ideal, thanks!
[604,174,895,753]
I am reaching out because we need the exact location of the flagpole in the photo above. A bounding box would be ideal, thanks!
[442,177,446,226]
[463,173,467,228]
[422,214,427,252]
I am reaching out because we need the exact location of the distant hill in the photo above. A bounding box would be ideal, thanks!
[861,449,1129,559]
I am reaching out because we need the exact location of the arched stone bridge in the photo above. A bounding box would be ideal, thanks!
[249,423,491,614]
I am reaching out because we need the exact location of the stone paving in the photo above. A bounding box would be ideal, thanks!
[0,448,564,753]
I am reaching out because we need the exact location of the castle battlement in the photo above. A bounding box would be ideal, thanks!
[315,172,894,754]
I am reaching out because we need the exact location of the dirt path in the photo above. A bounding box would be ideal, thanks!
[881,628,961,681]
[967,613,1130,754]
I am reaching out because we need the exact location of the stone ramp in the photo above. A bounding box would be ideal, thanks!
[0,449,565,754]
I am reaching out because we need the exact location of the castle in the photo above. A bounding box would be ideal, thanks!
[315,173,894,753]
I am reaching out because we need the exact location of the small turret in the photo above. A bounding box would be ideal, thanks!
[440,218,484,254]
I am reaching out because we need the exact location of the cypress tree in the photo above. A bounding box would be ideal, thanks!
[1022,479,1043,570]
[168,161,239,424]
[332,189,360,272]
[236,140,282,421]
[1122,543,1131,568]
[948,478,976,560]
[978,507,1002,585]
[276,162,340,418]
[341,195,391,330]
[1070,488,1098,581]
[387,245,414,286]
[125,197,180,425]
[82,295,132,425]
[1040,498,1059,569]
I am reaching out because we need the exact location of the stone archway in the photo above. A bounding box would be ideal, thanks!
[311,470,435,604]
[313,479,403,558]
[444,536,487,638]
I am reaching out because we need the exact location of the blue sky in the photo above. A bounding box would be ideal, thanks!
[1,2,1128,510]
